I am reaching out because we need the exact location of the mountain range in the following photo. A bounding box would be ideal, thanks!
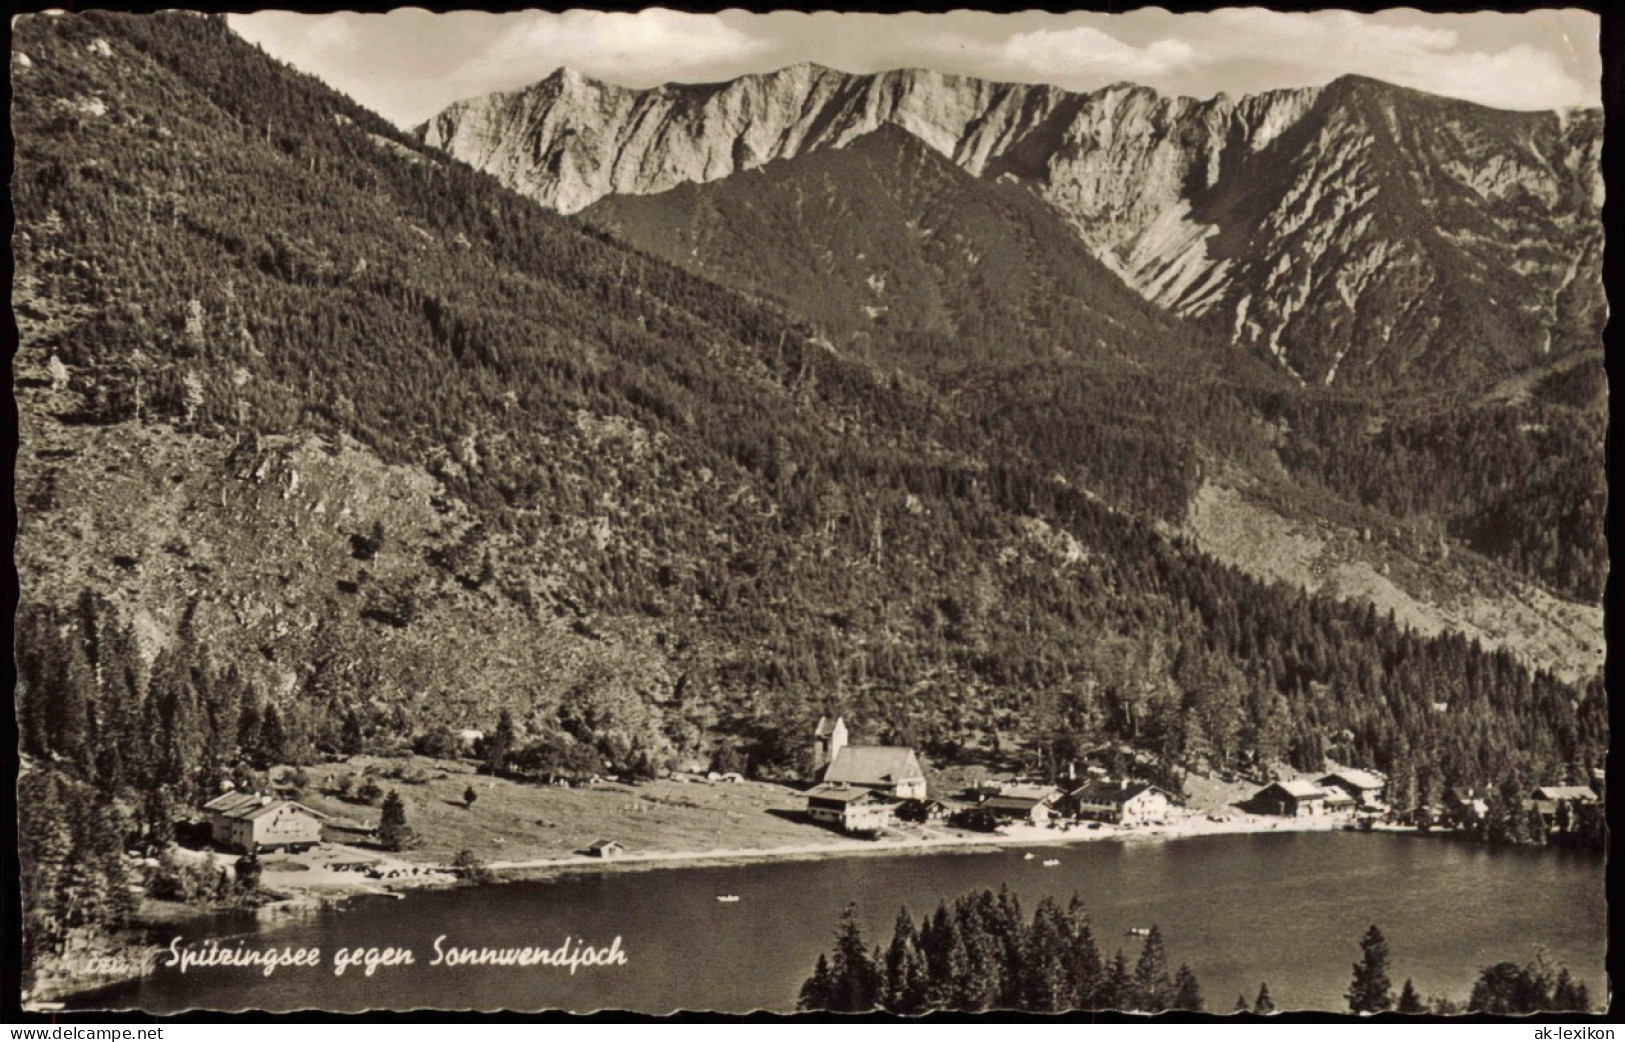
[418,64,1604,391]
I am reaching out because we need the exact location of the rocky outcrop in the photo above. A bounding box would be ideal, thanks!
[419,68,1602,389]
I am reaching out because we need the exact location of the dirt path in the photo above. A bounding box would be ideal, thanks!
[484,812,1350,875]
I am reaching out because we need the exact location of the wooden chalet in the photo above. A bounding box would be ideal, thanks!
[804,782,896,833]
[1062,781,1175,825]
[1251,779,1329,817]
[202,791,327,853]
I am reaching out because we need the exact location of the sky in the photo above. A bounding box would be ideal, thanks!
[228,8,1603,129]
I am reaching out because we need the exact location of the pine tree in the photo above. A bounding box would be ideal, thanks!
[237,702,263,759]
[797,953,834,1011]
[921,904,971,1011]
[378,790,412,851]
[1171,964,1203,1011]
[826,902,882,1012]
[1063,895,1104,1009]
[235,849,263,892]
[259,703,289,766]
[1099,949,1132,1011]
[882,907,929,1014]
[1397,978,1425,1013]
[1234,993,1250,1013]
[1254,981,1276,1015]
[18,771,75,957]
[486,709,516,775]
[1018,897,1072,1012]
[1347,924,1394,1013]
[142,785,177,849]
[1132,924,1173,1012]
[341,708,365,755]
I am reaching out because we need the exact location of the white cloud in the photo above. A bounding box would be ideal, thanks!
[228,9,1600,125]
[1192,9,1594,109]
[998,26,1198,83]
[1371,43,1595,110]
[465,9,775,89]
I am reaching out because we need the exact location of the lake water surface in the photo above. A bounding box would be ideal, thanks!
[75,832,1605,1013]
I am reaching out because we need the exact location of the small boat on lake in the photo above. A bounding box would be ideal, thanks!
[1042,859,1060,867]
[1125,927,1152,937]
[716,895,741,903]
[1023,852,1036,860]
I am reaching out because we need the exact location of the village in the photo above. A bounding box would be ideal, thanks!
[18,712,1606,1008]
[162,714,1605,907]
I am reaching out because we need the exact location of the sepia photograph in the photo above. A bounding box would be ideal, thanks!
[8,2,1610,1018]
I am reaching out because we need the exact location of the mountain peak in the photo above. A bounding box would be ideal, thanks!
[541,65,594,89]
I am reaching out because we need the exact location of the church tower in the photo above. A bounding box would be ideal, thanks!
[811,715,849,778]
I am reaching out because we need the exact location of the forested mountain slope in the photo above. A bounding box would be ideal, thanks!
[584,125,1264,378]
[578,115,1606,613]
[420,65,1603,392]
[11,12,1605,827]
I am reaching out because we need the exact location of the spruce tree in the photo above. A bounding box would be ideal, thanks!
[142,785,177,849]
[378,790,412,851]
[1234,994,1251,1013]
[921,904,971,1011]
[235,849,263,892]
[1347,924,1394,1013]
[1254,981,1276,1014]
[1099,949,1133,1011]
[259,704,289,766]
[827,902,882,1012]
[955,893,1003,1010]
[1018,897,1072,1012]
[1132,924,1173,1012]
[341,708,365,755]
[1397,978,1425,1013]
[1064,895,1104,1009]
[1171,964,1204,1011]
[797,953,834,1011]
[486,709,516,775]
[882,907,929,1014]
[237,702,263,758]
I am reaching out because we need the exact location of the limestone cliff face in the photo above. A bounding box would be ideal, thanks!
[418,68,1602,387]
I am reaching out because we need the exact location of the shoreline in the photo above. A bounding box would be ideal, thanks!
[40,814,1340,1007]
[46,816,1587,1010]
[481,812,1357,881]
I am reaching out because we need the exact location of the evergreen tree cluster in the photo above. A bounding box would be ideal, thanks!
[1350,925,1592,1015]
[13,593,321,970]
[1271,386,1605,603]
[16,595,340,807]
[797,892,1202,1013]
[17,770,139,965]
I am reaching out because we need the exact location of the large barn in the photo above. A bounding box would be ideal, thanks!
[203,791,327,852]
[1252,779,1329,817]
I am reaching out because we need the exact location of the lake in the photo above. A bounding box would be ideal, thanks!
[73,831,1604,1013]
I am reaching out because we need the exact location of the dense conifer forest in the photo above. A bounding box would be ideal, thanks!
[9,11,1607,965]
[797,897,1596,1013]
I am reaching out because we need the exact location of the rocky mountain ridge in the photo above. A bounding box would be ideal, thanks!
[418,66,1603,388]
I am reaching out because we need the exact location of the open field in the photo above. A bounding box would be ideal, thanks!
[293,755,870,867]
[264,755,1349,886]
